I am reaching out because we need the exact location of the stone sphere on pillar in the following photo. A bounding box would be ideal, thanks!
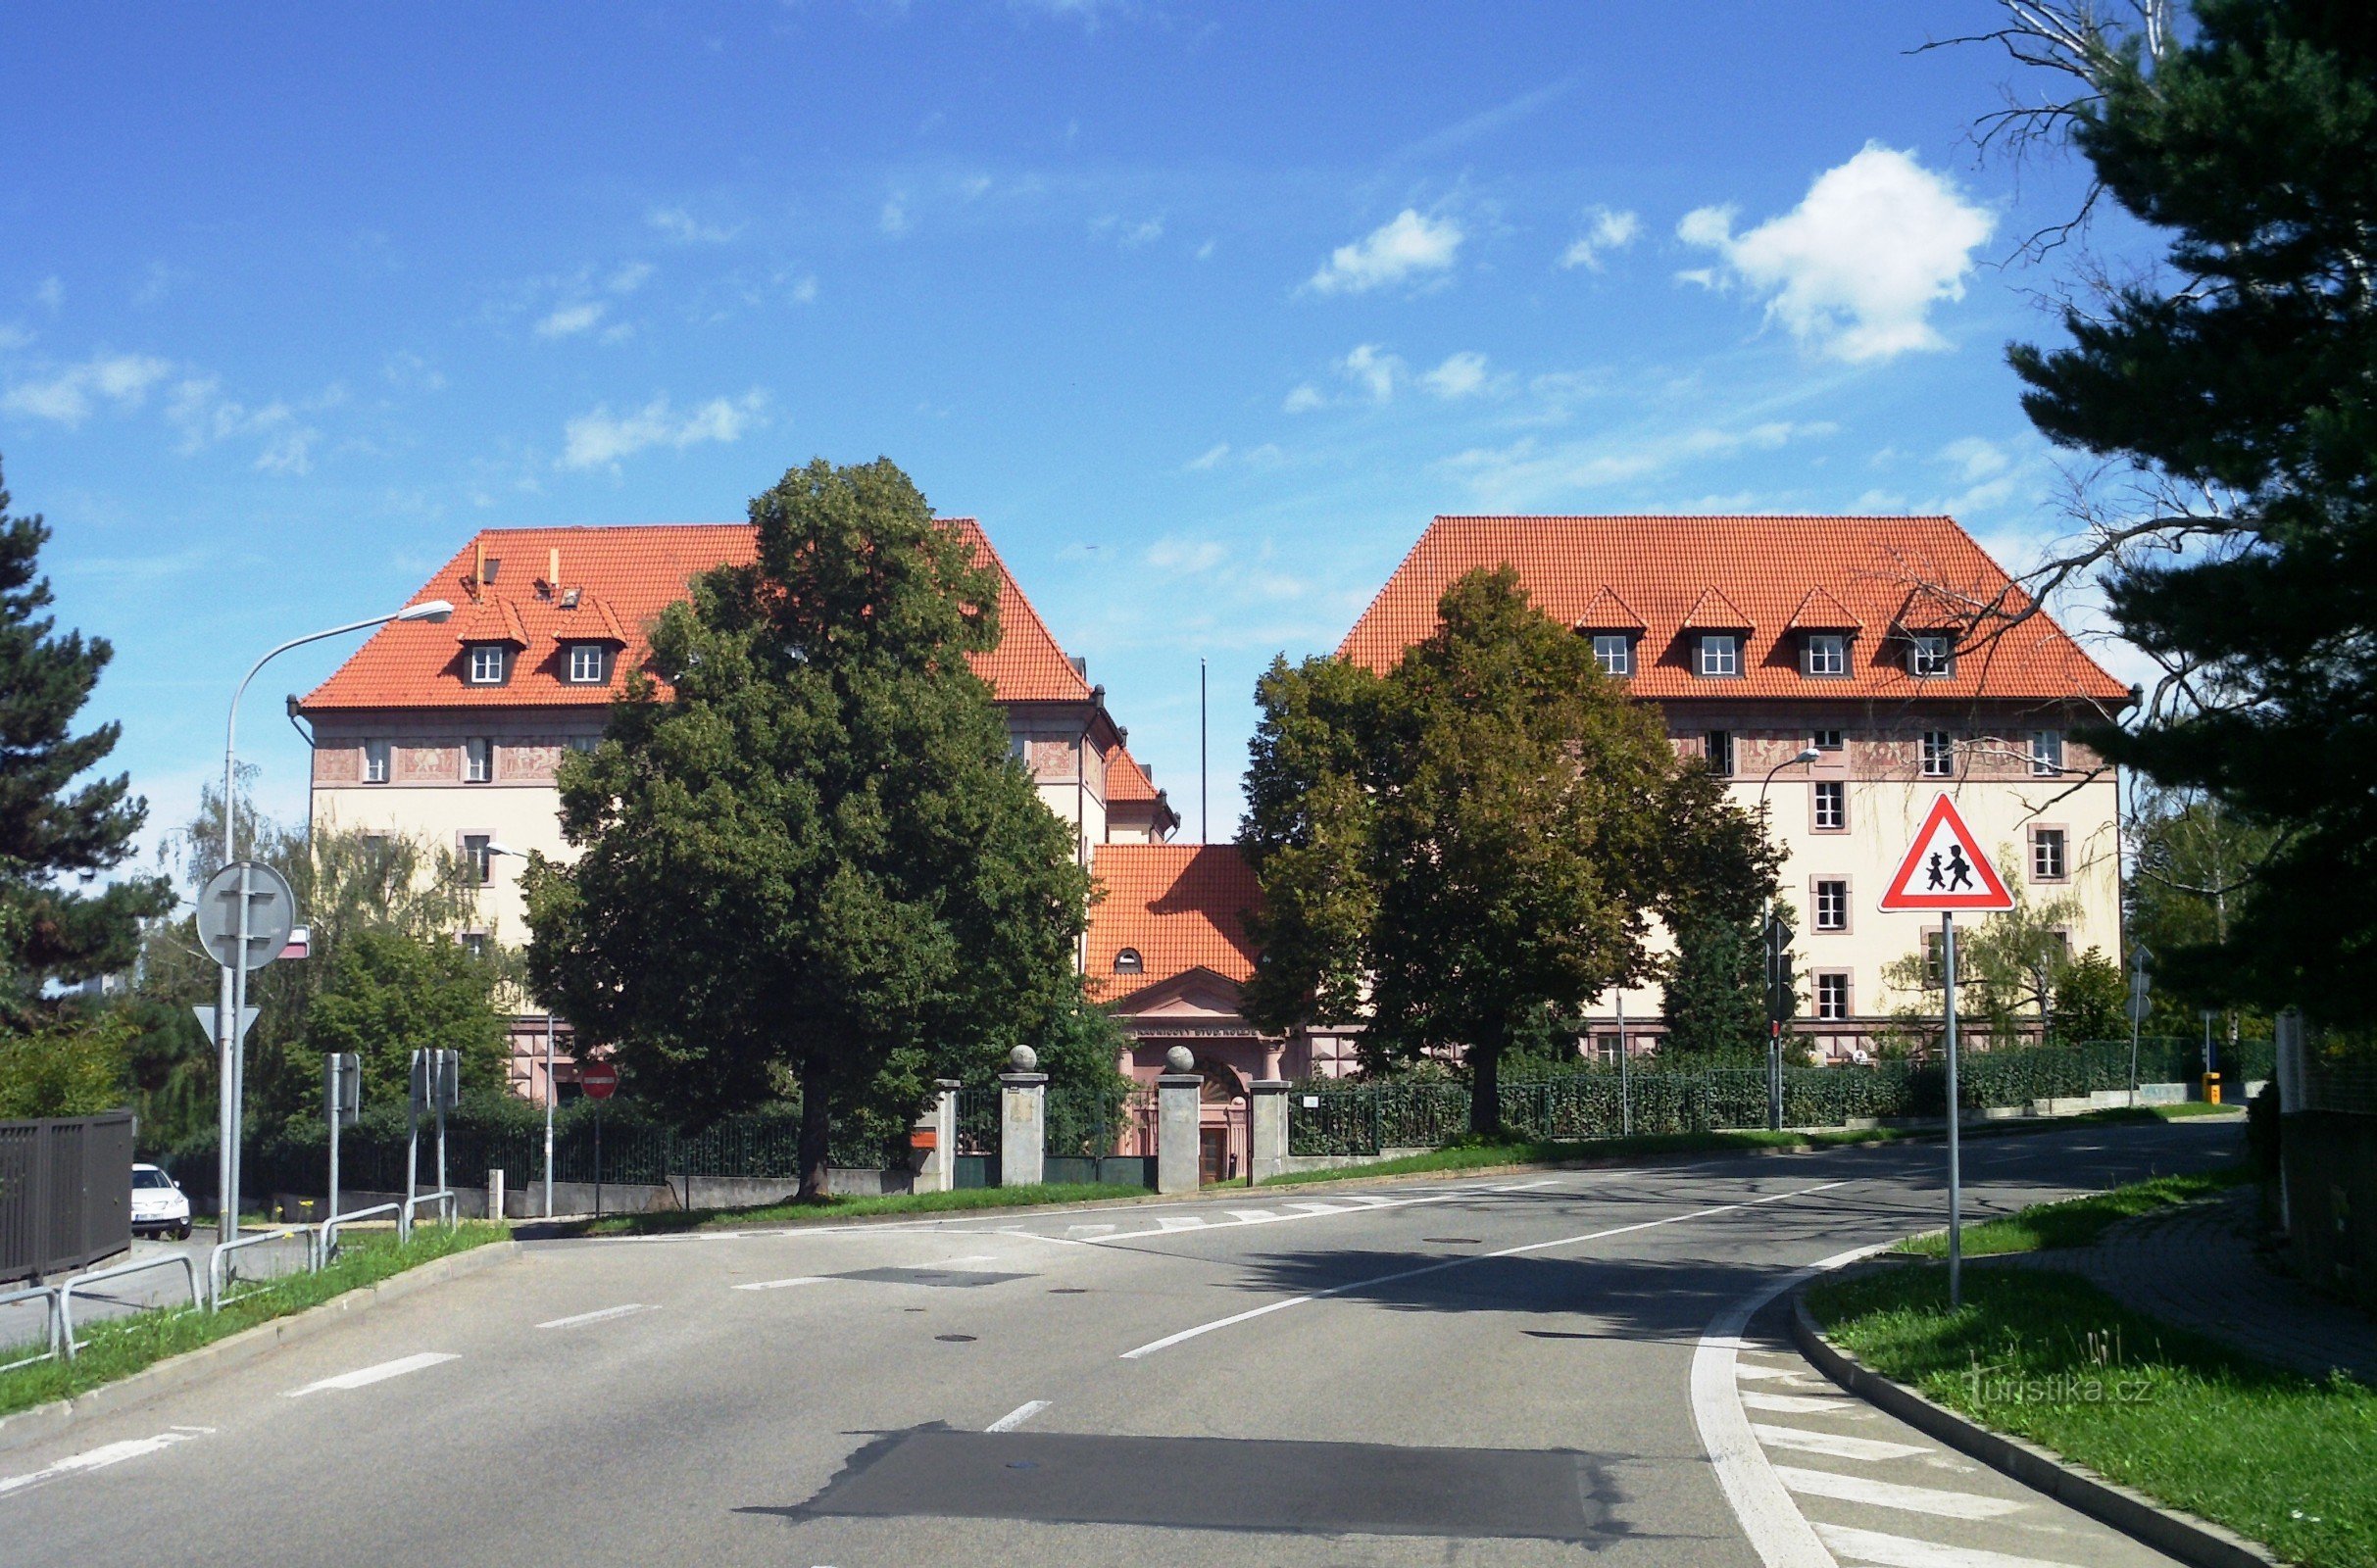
[1008,1045,1038,1073]
[1164,1045,1195,1074]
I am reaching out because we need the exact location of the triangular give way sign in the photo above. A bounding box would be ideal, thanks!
[1879,793,2015,912]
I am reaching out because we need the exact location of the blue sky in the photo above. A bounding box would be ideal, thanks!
[1,0,2140,862]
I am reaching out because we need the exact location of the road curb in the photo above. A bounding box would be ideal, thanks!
[0,1239,520,1457]
[1789,1287,2283,1568]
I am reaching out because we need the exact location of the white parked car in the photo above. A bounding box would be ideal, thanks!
[130,1163,192,1241]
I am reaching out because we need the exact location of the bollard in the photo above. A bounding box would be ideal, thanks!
[488,1168,506,1221]
[1247,1079,1290,1186]
[999,1047,1048,1188]
[1157,1047,1203,1196]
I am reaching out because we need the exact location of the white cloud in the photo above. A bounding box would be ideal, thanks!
[1560,207,1641,270]
[535,301,609,339]
[1423,351,1492,399]
[1939,435,2009,482]
[34,277,63,310]
[1094,215,1165,248]
[1282,383,1325,415]
[1338,343,1403,402]
[879,195,912,236]
[560,390,768,469]
[647,207,741,245]
[1440,419,1840,508]
[1187,443,1230,470]
[1146,537,1227,573]
[1,352,173,425]
[789,274,818,304]
[1195,238,1216,262]
[0,323,30,352]
[1306,209,1462,296]
[255,428,318,475]
[383,351,446,392]
[608,261,656,294]
[1678,144,1996,362]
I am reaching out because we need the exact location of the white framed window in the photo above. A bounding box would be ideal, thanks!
[1705,730,1734,777]
[464,737,493,784]
[567,734,599,754]
[1908,634,1955,678]
[1920,730,1954,777]
[362,740,389,784]
[467,644,509,685]
[1802,633,1847,677]
[2031,826,2068,882]
[2030,729,2063,775]
[1812,780,1847,832]
[1591,633,1632,677]
[1811,728,1844,752]
[1113,947,1143,975]
[1815,971,1851,1021]
[1813,878,1849,932]
[463,833,493,885]
[461,931,490,959]
[1696,634,1741,678]
[566,644,609,684]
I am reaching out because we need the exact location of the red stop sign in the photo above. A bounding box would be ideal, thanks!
[579,1062,619,1101]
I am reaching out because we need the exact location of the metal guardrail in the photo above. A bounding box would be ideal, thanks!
[399,1190,455,1243]
[59,1251,201,1359]
[208,1226,315,1311]
[0,1282,63,1373]
[319,1201,401,1264]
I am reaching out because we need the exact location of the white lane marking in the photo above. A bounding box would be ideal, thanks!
[935,1255,997,1265]
[1065,1223,1117,1236]
[535,1303,657,1330]
[1495,1178,1560,1193]
[733,1276,829,1292]
[1155,1216,1209,1232]
[1736,1361,1816,1382]
[1284,1201,1351,1215]
[1815,1522,2085,1568]
[1121,1181,1850,1360]
[282,1351,458,1397]
[0,1428,212,1498]
[1691,1240,1887,1568]
[1754,1424,1930,1462]
[1742,1391,1868,1416]
[1773,1466,2025,1521]
[984,1399,1051,1433]
[1225,1209,1277,1223]
[1336,1195,1394,1207]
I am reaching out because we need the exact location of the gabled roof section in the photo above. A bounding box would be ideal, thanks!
[302,519,1099,712]
[1895,582,1977,632]
[1105,744,1159,805]
[1573,585,1646,632]
[1678,586,1754,630]
[1785,586,1862,631]
[1087,844,1261,1004]
[1336,515,2130,703]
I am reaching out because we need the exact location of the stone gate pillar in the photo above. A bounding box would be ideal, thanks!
[914,1078,961,1194]
[1247,1079,1290,1186]
[999,1047,1047,1188]
[1157,1046,1204,1196]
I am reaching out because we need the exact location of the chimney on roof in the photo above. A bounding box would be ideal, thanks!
[469,541,484,602]
[549,546,561,588]
[1068,656,1088,678]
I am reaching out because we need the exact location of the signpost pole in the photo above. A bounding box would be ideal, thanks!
[1944,911,1962,1310]
[435,1051,450,1227]
[1616,995,1630,1139]
[325,1054,341,1235]
[404,1050,421,1244]
[594,1102,604,1221]
[227,861,253,1239]
[543,1013,556,1220]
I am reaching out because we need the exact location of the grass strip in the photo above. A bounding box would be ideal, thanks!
[1895,1166,2252,1258]
[1806,1262,2375,1568]
[573,1181,1155,1237]
[0,1221,509,1421]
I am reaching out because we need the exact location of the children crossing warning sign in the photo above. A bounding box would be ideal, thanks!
[1879,793,2015,912]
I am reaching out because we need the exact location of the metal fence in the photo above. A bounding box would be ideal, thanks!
[1289,1040,2271,1157]
[1,1111,135,1285]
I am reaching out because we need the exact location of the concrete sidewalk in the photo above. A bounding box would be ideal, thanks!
[2039,1185,2377,1385]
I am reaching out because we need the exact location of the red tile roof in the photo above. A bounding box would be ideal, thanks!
[1338,515,2130,704]
[1574,585,1645,631]
[301,519,1096,711]
[1679,586,1755,630]
[1104,743,1161,805]
[1786,586,1863,631]
[1087,844,1261,1004]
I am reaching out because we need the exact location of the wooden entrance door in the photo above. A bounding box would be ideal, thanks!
[1199,1127,1228,1185]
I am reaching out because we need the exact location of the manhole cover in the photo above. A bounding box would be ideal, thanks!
[936,1334,976,1343]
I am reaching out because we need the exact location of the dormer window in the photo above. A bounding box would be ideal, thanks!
[566,643,610,684]
[467,644,509,685]
[1696,634,1741,678]
[1113,948,1144,976]
[1802,633,1848,678]
[1591,634,1632,677]
[1908,634,1955,679]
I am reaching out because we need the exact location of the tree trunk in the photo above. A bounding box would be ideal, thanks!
[1469,1044,1502,1139]
[797,1060,832,1200]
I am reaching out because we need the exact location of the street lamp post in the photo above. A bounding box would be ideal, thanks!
[1757,746,1823,1131]
[215,599,451,1245]
[470,840,542,1222]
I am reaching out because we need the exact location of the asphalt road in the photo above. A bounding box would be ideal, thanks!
[2,1118,2240,1568]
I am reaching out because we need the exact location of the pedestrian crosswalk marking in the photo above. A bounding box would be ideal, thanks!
[1815,1521,2086,1568]
[1752,1423,1929,1462]
[1742,1390,1869,1415]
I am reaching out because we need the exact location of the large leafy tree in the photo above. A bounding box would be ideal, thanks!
[524,458,1089,1196]
[0,457,169,1024]
[308,929,511,1110]
[1993,2,2377,1018]
[1242,566,1779,1135]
